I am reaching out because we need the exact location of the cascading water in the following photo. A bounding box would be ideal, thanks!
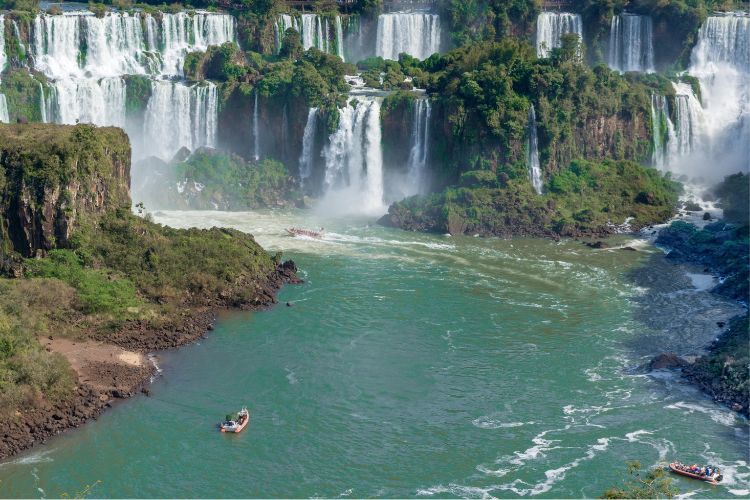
[253,90,260,161]
[143,81,218,160]
[406,98,431,195]
[26,9,235,160]
[335,17,345,61]
[608,14,654,72]
[0,14,8,122]
[536,12,583,58]
[276,14,297,52]
[527,105,543,195]
[376,12,441,61]
[0,95,8,123]
[276,13,343,57]
[0,14,7,72]
[650,93,676,170]
[322,96,385,214]
[672,82,704,158]
[684,13,750,176]
[299,107,318,187]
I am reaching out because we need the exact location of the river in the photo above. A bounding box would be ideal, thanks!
[0,210,747,498]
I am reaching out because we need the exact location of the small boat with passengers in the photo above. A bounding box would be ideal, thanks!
[286,227,325,239]
[668,462,722,484]
[220,407,250,433]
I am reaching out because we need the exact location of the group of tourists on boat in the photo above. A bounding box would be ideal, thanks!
[669,461,723,483]
[219,407,250,433]
[286,227,325,239]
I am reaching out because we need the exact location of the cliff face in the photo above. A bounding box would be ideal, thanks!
[0,124,131,257]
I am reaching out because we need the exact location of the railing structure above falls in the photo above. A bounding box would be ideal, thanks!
[541,0,576,10]
[383,0,438,12]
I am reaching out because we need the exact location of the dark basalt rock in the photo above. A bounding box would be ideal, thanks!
[585,241,609,249]
[649,352,690,370]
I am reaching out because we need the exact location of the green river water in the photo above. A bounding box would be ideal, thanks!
[0,210,747,498]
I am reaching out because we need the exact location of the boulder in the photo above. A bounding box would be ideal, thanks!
[649,352,690,370]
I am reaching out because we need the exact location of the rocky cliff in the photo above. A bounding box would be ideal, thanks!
[0,124,131,257]
[0,123,299,460]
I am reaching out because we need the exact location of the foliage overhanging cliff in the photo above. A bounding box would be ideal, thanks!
[0,123,296,444]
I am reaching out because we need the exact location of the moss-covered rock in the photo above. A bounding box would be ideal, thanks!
[0,69,48,123]
[380,159,681,238]
[0,123,131,257]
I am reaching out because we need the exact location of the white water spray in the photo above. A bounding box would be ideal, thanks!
[608,14,654,72]
[253,90,260,161]
[406,98,431,194]
[376,12,441,61]
[299,107,318,186]
[536,12,583,58]
[322,96,386,214]
[527,105,543,195]
[26,9,234,160]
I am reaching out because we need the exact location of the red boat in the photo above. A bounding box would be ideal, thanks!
[220,407,249,433]
[286,227,325,239]
[668,462,722,484]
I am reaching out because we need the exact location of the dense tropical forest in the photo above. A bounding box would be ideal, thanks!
[0,0,747,490]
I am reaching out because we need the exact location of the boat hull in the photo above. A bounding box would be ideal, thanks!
[668,463,720,484]
[220,414,249,433]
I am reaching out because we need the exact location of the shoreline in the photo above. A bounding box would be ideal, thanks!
[630,229,749,417]
[0,261,301,461]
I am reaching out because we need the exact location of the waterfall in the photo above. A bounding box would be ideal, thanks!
[36,80,48,123]
[608,14,654,72]
[527,105,543,195]
[21,8,234,160]
[0,95,8,123]
[12,20,25,58]
[143,81,218,160]
[322,96,385,214]
[253,90,260,161]
[0,14,6,72]
[686,13,749,175]
[276,14,342,56]
[0,14,7,122]
[376,12,441,61]
[299,107,318,186]
[672,82,704,158]
[335,17,345,61]
[406,98,431,194]
[155,11,236,76]
[51,77,127,127]
[276,14,298,52]
[650,93,677,169]
[536,12,583,58]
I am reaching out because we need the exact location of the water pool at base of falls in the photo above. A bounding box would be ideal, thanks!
[0,211,746,498]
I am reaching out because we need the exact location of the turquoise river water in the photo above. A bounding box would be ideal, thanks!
[0,210,747,498]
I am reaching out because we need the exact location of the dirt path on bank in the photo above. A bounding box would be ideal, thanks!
[39,337,153,395]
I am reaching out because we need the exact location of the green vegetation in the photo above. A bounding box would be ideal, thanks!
[184,42,249,82]
[684,313,749,416]
[0,123,284,425]
[441,0,539,48]
[601,461,678,499]
[0,70,48,123]
[382,159,680,237]
[123,75,152,116]
[0,278,76,415]
[172,151,298,209]
[379,38,665,190]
